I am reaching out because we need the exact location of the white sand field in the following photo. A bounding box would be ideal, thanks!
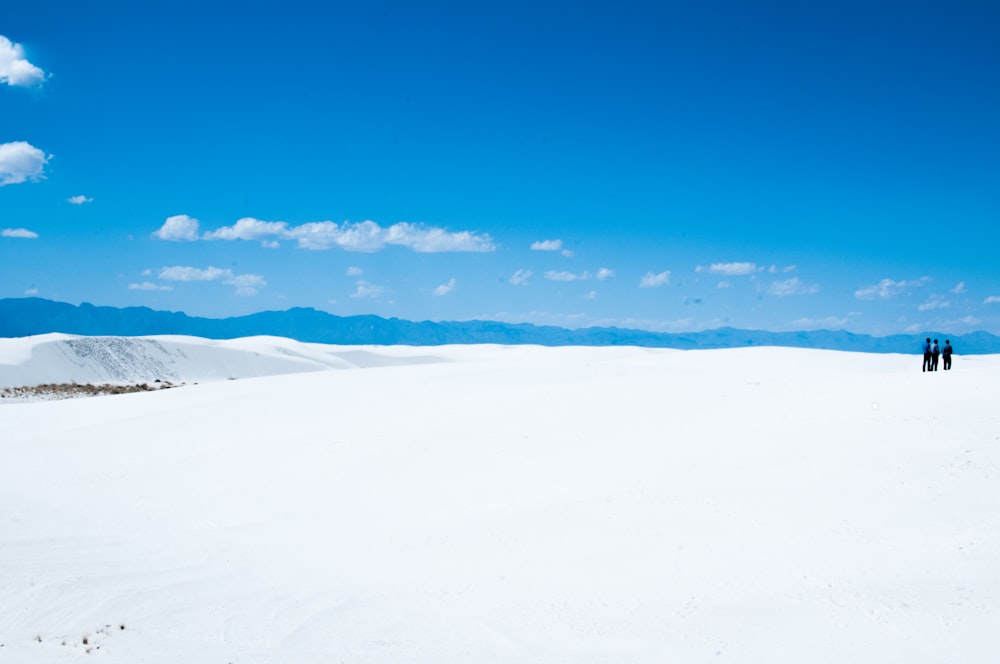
[1,334,997,662]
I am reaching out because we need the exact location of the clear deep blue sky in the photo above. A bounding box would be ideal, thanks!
[2,1,999,334]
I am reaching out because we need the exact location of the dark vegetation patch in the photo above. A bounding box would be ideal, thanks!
[1,380,180,402]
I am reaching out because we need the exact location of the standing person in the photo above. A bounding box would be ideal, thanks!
[922,337,932,372]
[942,339,953,370]
[931,339,941,371]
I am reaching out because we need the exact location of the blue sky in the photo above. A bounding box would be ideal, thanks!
[2,1,999,335]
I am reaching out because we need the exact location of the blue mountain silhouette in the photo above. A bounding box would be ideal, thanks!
[2,298,997,354]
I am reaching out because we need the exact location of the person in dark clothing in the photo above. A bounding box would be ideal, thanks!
[922,337,932,372]
[931,339,941,371]
[942,340,953,370]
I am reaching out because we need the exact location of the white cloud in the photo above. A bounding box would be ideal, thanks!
[531,238,574,256]
[1,227,39,239]
[346,266,364,277]
[434,278,457,296]
[128,281,173,291]
[0,141,49,186]
[639,271,671,288]
[854,277,930,300]
[584,291,598,300]
[790,316,849,330]
[768,277,820,297]
[984,296,1000,304]
[219,219,498,253]
[284,221,344,250]
[153,214,201,241]
[67,195,94,205]
[159,266,231,282]
[350,280,388,299]
[697,262,758,276]
[0,36,46,87]
[225,273,267,296]
[152,215,496,253]
[951,282,966,294]
[918,294,950,311]
[24,287,38,295]
[341,220,391,251]
[204,217,289,243]
[596,268,614,281]
[510,269,532,286]
[157,265,265,295]
[387,222,495,253]
[545,270,591,282]
[287,220,494,253]
[717,281,731,289]
[531,239,563,251]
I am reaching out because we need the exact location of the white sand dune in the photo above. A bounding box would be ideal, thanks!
[0,333,445,389]
[1,336,997,662]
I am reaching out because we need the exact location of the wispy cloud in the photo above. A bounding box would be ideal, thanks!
[855,277,930,300]
[984,295,1000,304]
[768,277,819,297]
[916,315,982,333]
[225,274,267,296]
[918,294,949,311]
[157,265,265,296]
[542,268,612,282]
[0,35,47,87]
[346,266,364,277]
[790,316,849,330]
[156,215,495,253]
[0,141,49,186]
[67,195,94,205]
[128,281,173,291]
[350,280,388,299]
[159,266,231,282]
[510,269,532,286]
[531,239,562,251]
[948,315,981,327]
[951,282,966,294]
[295,220,494,252]
[1,227,39,239]
[639,271,670,288]
[696,262,758,276]
[434,278,457,296]
[545,270,588,282]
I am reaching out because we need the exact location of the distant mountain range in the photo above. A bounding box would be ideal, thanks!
[2,297,998,354]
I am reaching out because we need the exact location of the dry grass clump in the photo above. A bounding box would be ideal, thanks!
[1,380,178,402]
